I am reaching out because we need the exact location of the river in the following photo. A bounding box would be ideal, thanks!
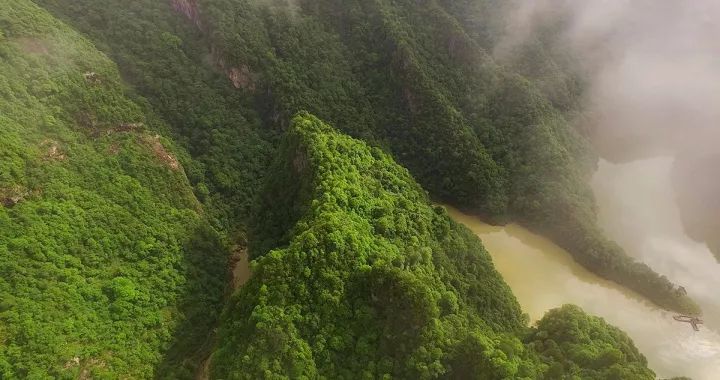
[593,157,720,332]
[446,158,720,380]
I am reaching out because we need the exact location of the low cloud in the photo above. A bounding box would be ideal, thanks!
[499,0,720,159]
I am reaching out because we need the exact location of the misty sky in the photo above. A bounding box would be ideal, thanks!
[501,0,720,160]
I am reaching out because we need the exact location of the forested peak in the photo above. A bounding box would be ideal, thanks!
[291,111,336,134]
[1,1,698,378]
[214,113,535,378]
[212,114,658,379]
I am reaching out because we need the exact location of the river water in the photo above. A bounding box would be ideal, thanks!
[446,158,720,379]
[593,157,720,332]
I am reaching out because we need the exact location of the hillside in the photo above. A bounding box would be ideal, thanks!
[210,113,655,379]
[35,0,698,314]
[0,2,226,377]
[0,1,696,379]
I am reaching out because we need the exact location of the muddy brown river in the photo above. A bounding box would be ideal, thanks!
[447,158,720,380]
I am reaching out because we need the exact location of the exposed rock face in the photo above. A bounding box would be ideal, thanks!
[14,37,49,54]
[171,3,256,91]
[83,71,101,84]
[171,0,201,27]
[292,146,308,173]
[145,134,181,171]
[403,87,418,114]
[227,66,255,90]
[210,46,257,91]
[41,139,66,161]
[1,186,30,208]
[229,245,250,290]
[113,122,143,133]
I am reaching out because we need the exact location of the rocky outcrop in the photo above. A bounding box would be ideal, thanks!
[171,0,201,27]
[15,37,49,55]
[170,3,257,91]
[83,71,101,84]
[1,186,30,208]
[226,66,255,90]
[40,139,66,161]
[210,46,257,91]
[292,146,307,173]
[145,134,181,171]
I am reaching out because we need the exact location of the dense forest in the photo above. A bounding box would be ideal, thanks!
[210,113,657,379]
[35,0,698,315]
[0,0,699,378]
[0,2,226,377]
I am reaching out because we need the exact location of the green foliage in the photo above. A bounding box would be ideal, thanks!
[211,114,657,380]
[438,0,586,113]
[0,2,225,378]
[527,305,656,380]
[35,0,698,313]
[212,113,535,379]
[6,0,696,377]
[174,0,696,313]
[35,0,275,232]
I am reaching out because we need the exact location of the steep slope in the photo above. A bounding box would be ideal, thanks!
[0,3,672,378]
[0,2,225,378]
[23,0,703,363]
[150,0,697,314]
[35,0,275,232]
[437,0,586,114]
[291,0,696,314]
[34,0,698,314]
[209,113,656,380]
[213,112,533,378]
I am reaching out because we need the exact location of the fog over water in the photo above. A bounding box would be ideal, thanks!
[494,2,720,377]
[447,204,720,380]
[593,158,720,330]
[555,0,720,329]
[591,157,720,379]
[499,0,720,313]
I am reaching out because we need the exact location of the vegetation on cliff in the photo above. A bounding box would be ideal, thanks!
[35,0,698,314]
[1,0,695,378]
[36,0,275,232]
[0,2,225,378]
[210,113,656,380]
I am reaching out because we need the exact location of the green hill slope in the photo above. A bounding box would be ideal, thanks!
[0,1,687,378]
[527,305,655,380]
[209,113,655,380]
[35,0,698,314]
[0,2,225,378]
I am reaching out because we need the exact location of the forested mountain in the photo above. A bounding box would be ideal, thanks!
[212,113,533,378]
[210,113,655,379]
[36,0,697,315]
[0,0,696,378]
[0,2,226,377]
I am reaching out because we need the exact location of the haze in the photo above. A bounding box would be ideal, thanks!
[501,2,720,377]
[500,0,720,158]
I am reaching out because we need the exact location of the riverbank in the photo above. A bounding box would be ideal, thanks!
[446,205,720,379]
